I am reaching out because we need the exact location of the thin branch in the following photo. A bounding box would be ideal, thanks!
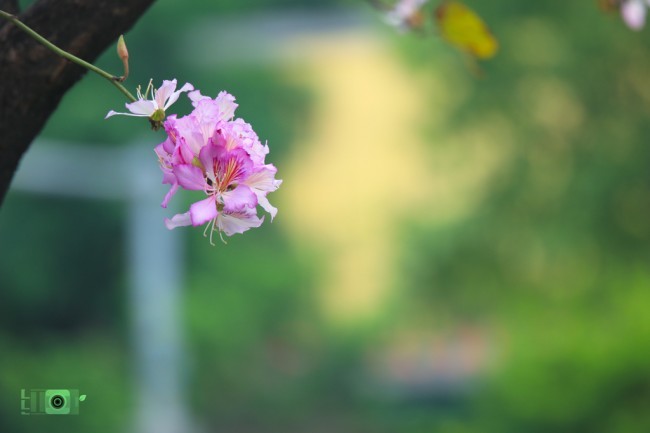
[0,9,136,102]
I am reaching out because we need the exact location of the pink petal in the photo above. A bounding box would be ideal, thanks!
[199,143,220,181]
[162,137,176,154]
[181,129,207,157]
[222,184,257,212]
[164,211,192,230]
[245,165,281,193]
[190,196,218,226]
[173,164,206,191]
[161,170,176,185]
[215,91,238,122]
[161,182,179,208]
[154,142,167,160]
[222,119,267,164]
[175,140,195,165]
[188,89,210,105]
[622,0,647,30]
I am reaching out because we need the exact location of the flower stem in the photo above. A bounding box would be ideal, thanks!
[0,9,136,102]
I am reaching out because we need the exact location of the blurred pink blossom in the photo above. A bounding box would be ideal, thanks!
[385,0,429,31]
[621,0,650,30]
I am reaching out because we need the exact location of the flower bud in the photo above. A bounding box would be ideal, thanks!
[117,35,129,62]
[117,35,129,81]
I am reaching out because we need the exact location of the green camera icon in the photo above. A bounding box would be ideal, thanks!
[21,388,86,415]
[45,389,71,415]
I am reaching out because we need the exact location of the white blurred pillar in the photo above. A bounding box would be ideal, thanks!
[127,143,190,433]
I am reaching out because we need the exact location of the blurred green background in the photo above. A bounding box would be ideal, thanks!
[2,0,650,432]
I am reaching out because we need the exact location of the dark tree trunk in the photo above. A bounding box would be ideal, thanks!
[0,0,155,206]
[0,0,18,28]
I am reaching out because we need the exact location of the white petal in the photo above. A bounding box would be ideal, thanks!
[257,194,277,220]
[244,165,280,193]
[105,109,149,119]
[216,211,263,236]
[164,211,192,230]
[125,99,157,116]
[164,82,194,110]
[154,79,177,108]
[215,91,238,121]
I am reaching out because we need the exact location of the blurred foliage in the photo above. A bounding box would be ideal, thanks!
[392,1,650,432]
[2,0,650,433]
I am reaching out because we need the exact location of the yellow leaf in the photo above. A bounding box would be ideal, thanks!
[435,1,498,59]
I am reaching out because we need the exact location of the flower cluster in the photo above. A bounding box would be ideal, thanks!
[108,79,281,244]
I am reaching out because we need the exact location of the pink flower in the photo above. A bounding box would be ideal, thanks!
[106,77,280,243]
[152,87,281,244]
[105,79,193,125]
[621,0,650,30]
[164,145,263,244]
